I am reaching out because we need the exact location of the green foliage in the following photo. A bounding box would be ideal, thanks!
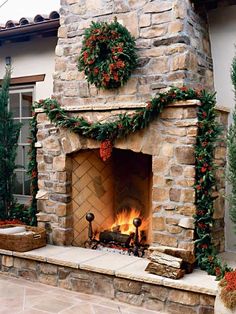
[78,18,137,89]
[0,68,22,219]
[227,57,236,232]
[26,112,38,226]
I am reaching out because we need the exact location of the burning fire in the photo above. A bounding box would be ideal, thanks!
[111,208,148,235]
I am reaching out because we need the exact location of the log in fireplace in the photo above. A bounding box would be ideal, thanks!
[84,211,149,257]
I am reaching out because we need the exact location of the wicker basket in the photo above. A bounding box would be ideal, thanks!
[0,224,46,252]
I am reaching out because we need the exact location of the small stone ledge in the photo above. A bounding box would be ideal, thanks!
[0,245,218,296]
[0,249,13,256]
[215,105,230,113]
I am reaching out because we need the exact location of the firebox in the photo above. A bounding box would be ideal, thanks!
[71,148,152,254]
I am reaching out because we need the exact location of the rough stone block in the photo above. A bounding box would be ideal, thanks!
[114,278,142,294]
[168,289,200,306]
[142,298,165,311]
[167,225,182,234]
[38,274,57,286]
[152,11,172,25]
[140,25,167,38]
[142,284,168,301]
[152,217,165,231]
[166,302,198,314]
[2,256,13,267]
[175,146,195,165]
[198,307,214,314]
[52,228,73,245]
[93,275,115,299]
[170,165,183,176]
[176,205,196,216]
[181,189,195,203]
[116,291,143,306]
[39,263,58,275]
[153,188,170,202]
[153,233,178,247]
[160,143,174,157]
[153,157,169,174]
[178,217,194,229]
[143,1,172,13]
[18,270,38,281]
[148,57,169,74]
[139,14,151,28]
[168,21,183,33]
[169,188,181,202]
[14,258,36,270]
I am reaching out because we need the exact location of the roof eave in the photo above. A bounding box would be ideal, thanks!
[0,18,59,42]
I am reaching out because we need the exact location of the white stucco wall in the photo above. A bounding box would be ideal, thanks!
[209,6,236,111]
[209,6,236,251]
[0,36,57,100]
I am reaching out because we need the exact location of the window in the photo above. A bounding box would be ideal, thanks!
[8,86,34,203]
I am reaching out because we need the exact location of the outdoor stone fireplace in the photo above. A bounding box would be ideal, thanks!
[36,100,202,253]
[35,0,227,254]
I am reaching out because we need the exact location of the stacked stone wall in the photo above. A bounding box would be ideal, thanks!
[54,0,213,108]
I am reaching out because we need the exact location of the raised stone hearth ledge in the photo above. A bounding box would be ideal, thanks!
[0,245,217,296]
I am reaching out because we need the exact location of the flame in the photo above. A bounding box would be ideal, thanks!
[111,208,148,235]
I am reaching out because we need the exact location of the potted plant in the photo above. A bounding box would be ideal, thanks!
[215,270,236,314]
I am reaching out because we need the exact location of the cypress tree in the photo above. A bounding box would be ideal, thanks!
[0,68,21,219]
[227,57,236,231]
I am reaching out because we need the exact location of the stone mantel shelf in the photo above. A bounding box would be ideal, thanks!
[34,99,201,114]
[0,245,218,296]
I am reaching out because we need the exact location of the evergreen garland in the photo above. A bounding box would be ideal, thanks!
[0,68,22,219]
[26,111,38,225]
[227,57,236,231]
[30,87,230,278]
[78,18,137,89]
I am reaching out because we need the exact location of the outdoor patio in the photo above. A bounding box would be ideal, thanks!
[0,273,162,314]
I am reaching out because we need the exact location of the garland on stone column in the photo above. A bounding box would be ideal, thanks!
[27,111,38,226]
[29,87,230,278]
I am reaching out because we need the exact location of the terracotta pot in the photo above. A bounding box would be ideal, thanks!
[214,287,236,314]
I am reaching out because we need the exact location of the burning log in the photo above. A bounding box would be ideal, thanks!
[99,231,133,247]
[84,212,148,257]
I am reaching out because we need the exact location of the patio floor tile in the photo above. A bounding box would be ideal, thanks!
[0,274,164,314]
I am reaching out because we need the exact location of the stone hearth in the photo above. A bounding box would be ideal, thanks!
[0,245,217,313]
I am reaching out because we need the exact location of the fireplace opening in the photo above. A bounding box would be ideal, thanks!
[71,148,152,255]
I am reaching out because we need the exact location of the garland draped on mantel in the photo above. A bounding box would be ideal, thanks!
[29,87,230,278]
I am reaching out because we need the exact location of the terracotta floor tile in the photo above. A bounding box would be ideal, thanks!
[92,304,122,314]
[59,302,94,314]
[0,275,162,314]
[33,298,75,313]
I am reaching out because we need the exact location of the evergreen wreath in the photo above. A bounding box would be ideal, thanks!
[78,18,137,89]
[30,87,231,279]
